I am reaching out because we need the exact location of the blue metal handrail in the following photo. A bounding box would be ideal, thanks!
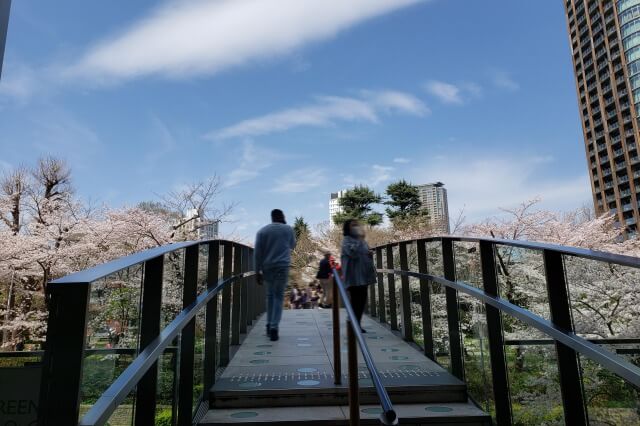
[332,269,397,426]
[79,270,254,426]
[379,268,640,389]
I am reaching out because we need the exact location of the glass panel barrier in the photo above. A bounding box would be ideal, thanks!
[155,340,180,424]
[80,266,143,418]
[104,387,136,426]
[457,294,495,418]
[453,241,482,288]
[161,249,185,328]
[564,255,640,423]
[504,316,564,425]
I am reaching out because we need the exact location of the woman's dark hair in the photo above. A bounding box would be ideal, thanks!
[342,219,356,236]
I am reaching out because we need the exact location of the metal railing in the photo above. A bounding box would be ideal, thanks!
[38,239,263,426]
[331,269,397,426]
[368,236,640,426]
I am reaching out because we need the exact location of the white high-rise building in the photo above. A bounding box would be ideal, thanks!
[417,182,450,234]
[329,190,347,224]
[184,209,219,240]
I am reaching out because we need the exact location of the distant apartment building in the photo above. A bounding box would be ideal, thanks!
[184,209,219,240]
[417,182,450,234]
[564,0,640,236]
[329,190,347,224]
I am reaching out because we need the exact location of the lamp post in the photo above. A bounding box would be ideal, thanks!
[0,0,10,80]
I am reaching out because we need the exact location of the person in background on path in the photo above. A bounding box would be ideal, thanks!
[316,251,333,308]
[340,219,377,333]
[310,284,319,309]
[255,209,296,341]
[289,285,300,309]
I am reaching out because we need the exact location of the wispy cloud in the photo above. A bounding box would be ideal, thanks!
[225,141,279,187]
[208,90,427,140]
[65,0,425,83]
[393,157,411,164]
[344,164,395,188]
[0,61,42,105]
[407,154,590,221]
[273,167,327,193]
[424,80,482,105]
[490,70,520,91]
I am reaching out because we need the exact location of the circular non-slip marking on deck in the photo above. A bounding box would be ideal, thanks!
[230,411,259,418]
[425,406,453,413]
[361,408,383,415]
[390,355,409,360]
[297,367,318,373]
[249,359,269,364]
[253,351,271,355]
[297,343,312,347]
[367,336,384,339]
[297,379,320,386]
[296,337,310,341]
[380,348,399,352]
[238,382,262,389]
[256,344,272,348]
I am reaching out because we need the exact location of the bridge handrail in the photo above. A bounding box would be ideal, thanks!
[373,235,640,268]
[50,238,233,285]
[79,271,253,426]
[369,236,640,425]
[332,269,397,425]
[379,267,640,388]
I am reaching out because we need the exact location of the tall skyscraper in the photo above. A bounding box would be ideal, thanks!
[417,182,450,234]
[565,0,640,236]
[329,190,347,224]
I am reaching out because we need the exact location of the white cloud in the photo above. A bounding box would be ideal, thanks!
[344,164,395,188]
[225,140,279,187]
[406,154,591,222]
[491,70,520,91]
[393,157,411,164]
[273,167,327,193]
[424,80,463,105]
[66,0,425,82]
[424,80,482,105]
[208,90,427,140]
[0,61,42,104]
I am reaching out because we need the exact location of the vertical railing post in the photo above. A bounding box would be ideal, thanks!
[231,244,242,345]
[543,250,588,425]
[386,245,398,331]
[240,246,249,335]
[442,238,464,380]
[416,239,435,360]
[376,248,386,324]
[347,322,360,426]
[479,241,512,425]
[247,248,255,324]
[177,245,199,426]
[398,242,413,341]
[204,241,220,389]
[219,242,233,366]
[369,266,377,318]
[332,278,342,385]
[38,282,91,425]
[135,255,165,425]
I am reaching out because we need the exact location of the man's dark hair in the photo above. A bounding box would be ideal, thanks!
[271,209,286,224]
[342,219,355,236]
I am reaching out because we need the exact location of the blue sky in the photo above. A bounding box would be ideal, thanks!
[0,0,591,240]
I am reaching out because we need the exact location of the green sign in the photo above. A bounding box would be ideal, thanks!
[0,365,40,426]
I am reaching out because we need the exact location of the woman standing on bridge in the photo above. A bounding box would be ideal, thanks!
[340,219,377,332]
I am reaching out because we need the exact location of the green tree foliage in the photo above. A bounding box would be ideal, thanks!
[384,179,427,221]
[293,216,310,239]
[333,185,383,226]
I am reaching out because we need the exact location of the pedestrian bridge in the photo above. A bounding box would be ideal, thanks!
[33,237,640,425]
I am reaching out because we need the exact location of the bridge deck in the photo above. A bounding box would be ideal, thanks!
[204,309,490,425]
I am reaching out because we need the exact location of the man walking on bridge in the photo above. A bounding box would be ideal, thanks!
[255,209,296,341]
